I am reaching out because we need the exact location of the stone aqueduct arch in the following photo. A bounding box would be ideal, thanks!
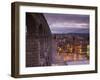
[26,13,52,67]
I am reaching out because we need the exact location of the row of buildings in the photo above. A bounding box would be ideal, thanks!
[52,34,89,63]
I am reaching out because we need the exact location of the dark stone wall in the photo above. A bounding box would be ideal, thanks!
[26,13,52,67]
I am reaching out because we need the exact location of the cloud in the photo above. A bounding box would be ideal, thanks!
[50,22,89,29]
[44,13,89,34]
[51,27,89,33]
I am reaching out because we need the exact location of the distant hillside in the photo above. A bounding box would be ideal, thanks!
[53,33,89,40]
[68,33,89,39]
[67,33,89,36]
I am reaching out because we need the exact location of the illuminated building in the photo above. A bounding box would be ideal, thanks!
[52,34,89,64]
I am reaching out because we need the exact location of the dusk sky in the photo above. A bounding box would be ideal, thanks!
[44,13,89,34]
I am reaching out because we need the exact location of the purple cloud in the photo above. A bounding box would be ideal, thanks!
[44,13,89,34]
